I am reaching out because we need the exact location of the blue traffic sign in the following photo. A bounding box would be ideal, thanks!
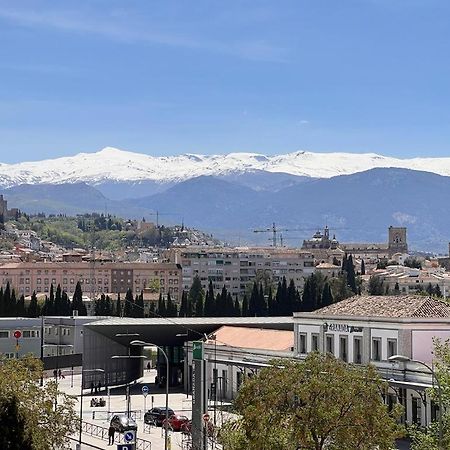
[124,430,136,443]
[142,385,149,397]
[117,445,135,450]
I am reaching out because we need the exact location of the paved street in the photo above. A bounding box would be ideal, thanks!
[49,368,196,450]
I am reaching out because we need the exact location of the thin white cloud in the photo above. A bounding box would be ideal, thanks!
[0,6,288,62]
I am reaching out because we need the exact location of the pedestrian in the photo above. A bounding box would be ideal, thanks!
[147,361,151,372]
[90,381,94,394]
[155,375,159,386]
[58,369,62,379]
[97,381,101,393]
[108,425,115,445]
[53,369,57,379]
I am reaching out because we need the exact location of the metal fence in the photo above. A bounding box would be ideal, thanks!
[81,421,152,450]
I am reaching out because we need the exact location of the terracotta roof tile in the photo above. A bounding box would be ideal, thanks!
[313,295,450,318]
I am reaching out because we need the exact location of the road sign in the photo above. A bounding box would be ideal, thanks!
[123,430,136,443]
[117,445,135,450]
[193,341,203,360]
[141,385,149,397]
[13,330,22,339]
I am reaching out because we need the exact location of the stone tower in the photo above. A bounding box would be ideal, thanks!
[388,226,408,254]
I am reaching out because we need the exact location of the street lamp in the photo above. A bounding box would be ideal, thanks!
[79,368,104,449]
[389,355,443,449]
[130,340,170,450]
[111,355,146,417]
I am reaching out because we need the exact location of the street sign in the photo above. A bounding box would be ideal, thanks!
[193,341,203,360]
[117,445,135,450]
[141,385,149,397]
[13,330,21,339]
[123,430,136,443]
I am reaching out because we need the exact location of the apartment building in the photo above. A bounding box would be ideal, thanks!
[0,261,182,301]
[293,295,450,427]
[168,246,315,298]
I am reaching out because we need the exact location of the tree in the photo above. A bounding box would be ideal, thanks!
[0,356,78,449]
[72,282,87,315]
[220,353,403,450]
[320,282,334,307]
[27,292,39,317]
[204,281,216,317]
[361,259,366,275]
[0,396,33,449]
[410,339,450,449]
[241,294,249,317]
[115,293,122,317]
[178,291,188,317]
[188,276,204,317]
[368,275,384,295]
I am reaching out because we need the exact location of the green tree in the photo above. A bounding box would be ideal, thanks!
[320,282,334,307]
[221,353,403,450]
[188,276,204,317]
[361,259,366,275]
[72,282,87,315]
[241,294,249,317]
[204,281,216,317]
[368,275,384,295]
[0,356,78,449]
[178,291,188,317]
[115,293,122,317]
[27,291,39,317]
[410,339,450,449]
[0,396,33,449]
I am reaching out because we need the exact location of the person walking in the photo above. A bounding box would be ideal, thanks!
[108,425,115,445]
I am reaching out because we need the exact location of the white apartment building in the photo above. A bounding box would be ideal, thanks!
[169,246,315,298]
[294,295,450,427]
[374,265,450,297]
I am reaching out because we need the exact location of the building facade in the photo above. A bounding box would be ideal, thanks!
[293,295,450,427]
[168,246,315,298]
[0,261,182,301]
[0,317,41,359]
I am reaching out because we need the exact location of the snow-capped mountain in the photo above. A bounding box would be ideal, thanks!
[1,146,450,188]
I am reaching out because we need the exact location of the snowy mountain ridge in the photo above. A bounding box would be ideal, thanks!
[1,146,450,188]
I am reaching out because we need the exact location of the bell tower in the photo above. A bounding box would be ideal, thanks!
[388,226,408,254]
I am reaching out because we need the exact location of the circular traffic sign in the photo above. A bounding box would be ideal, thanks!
[142,385,149,397]
[124,430,135,443]
[13,330,22,339]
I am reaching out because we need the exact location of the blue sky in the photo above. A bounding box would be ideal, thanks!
[1,0,450,163]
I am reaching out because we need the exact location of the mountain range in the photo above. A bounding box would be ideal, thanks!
[1,148,449,252]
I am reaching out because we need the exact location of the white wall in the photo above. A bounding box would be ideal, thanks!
[412,330,450,363]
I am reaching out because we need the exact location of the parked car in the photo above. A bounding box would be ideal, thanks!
[109,414,138,433]
[161,414,190,432]
[144,407,175,426]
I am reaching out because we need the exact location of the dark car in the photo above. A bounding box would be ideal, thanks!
[110,414,138,433]
[144,407,175,426]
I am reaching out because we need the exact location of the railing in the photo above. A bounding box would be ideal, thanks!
[81,421,152,450]
[91,409,142,421]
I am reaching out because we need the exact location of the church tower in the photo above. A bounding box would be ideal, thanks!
[388,226,408,254]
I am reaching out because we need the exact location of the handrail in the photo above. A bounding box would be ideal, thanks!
[81,420,152,449]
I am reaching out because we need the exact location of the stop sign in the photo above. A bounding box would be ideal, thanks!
[13,330,22,339]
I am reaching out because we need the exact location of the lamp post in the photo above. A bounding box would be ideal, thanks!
[130,340,170,450]
[389,354,443,449]
[79,368,104,449]
[111,355,146,417]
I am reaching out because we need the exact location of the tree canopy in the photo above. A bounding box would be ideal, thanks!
[220,353,403,450]
[0,356,78,449]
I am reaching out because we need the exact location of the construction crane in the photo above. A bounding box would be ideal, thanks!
[146,211,178,228]
[253,222,291,247]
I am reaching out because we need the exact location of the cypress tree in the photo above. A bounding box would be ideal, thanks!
[321,282,334,308]
[115,292,122,317]
[346,255,357,293]
[72,282,87,315]
[361,259,366,276]
[16,295,25,316]
[0,287,4,317]
[28,292,38,317]
[136,291,144,317]
[242,294,249,317]
[233,297,241,317]
[157,293,166,316]
[124,289,133,317]
[187,276,203,317]
[178,291,188,317]
[267,287,276,316]
[10,289,17,317]
[248,282,258,316]
[61,291,71,315]
[287,279,296,315]
[204,281,216,317]
[54,285,62,315]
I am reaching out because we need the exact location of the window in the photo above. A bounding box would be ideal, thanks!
[387,339,397,359]
[353,336,362,364]
[326,334,334,355]
[339,336,348,362]
[23,330,39,338]
[299,333,307,354]
[0,331,9,338]
[311,334,319,352]
[372,338,381,361]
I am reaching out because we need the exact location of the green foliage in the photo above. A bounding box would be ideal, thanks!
[221,354,403,450]
[368,275,385,295]
[404,257,422,269]
[0,356,78,449]
[411,339,450,450]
